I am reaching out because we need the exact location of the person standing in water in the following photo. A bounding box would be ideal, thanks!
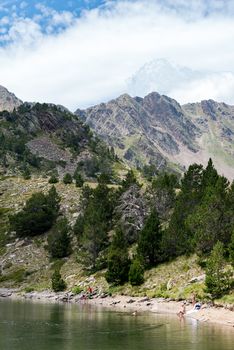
[177,302,186,320]
[191,292,196,307]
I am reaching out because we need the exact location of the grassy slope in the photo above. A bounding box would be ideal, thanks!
[201,121,234,167]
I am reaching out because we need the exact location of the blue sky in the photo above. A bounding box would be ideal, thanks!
[0,1,108,41]
[0,0,234,109]
[0,1,106,15]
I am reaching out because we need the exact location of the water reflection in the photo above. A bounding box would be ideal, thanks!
[0,299,233,350]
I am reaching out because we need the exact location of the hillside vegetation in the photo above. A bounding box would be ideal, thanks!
[0,102,118,181]
[0,159,233,305]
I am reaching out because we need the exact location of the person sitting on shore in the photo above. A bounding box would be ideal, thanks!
[194,302,201,310]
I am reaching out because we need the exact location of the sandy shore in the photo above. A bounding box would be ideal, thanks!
[85,295,234,329]
[0,289,233,329]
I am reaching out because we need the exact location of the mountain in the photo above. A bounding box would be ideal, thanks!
[0,101,116,179]
[76,92,234,179]
[0,85,22,112]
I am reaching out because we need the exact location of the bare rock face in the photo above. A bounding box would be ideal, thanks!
[0,85,22,112]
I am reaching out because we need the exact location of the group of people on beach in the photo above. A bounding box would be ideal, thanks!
[177,292,201,320]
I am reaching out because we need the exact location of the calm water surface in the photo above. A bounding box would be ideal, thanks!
[0,299,233,350]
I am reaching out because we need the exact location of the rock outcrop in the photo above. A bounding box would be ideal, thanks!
[0,85,22,112]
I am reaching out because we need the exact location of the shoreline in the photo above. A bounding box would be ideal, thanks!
[0,288,233,329]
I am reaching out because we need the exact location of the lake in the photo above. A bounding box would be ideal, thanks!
[0,299,233,350]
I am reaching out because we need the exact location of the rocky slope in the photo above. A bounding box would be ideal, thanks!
[76,92,234,179]
[0,101,117,179]
[0,85,22,112]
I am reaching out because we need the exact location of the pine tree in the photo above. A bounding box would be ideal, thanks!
[151,172,178,220]
[22,167,31,180]
[129,258,144,286]
[205,241,231,298]
[121,170,138,191]
[47,217,71,258]
[77,183,115,270]
[63,173,73,184]
[47,185,60,220]
[163,164,204,257]
[82,206,108,268]
[74,172,84,187]
[137,208,162,268]
[51,270,66,292]
[187,176,231,255]
[201,158,219,192]
[105,228,130,285]
[229,230,234,268]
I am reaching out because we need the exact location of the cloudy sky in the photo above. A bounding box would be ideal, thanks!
[0,0,234,110]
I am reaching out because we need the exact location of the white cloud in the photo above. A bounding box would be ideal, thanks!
[171,72,234,105]
[127,59,234,105]
[0,17,42,44]
[0,0,234,110]
[35,3,75,26]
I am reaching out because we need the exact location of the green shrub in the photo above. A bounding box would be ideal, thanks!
[9,187,60,237]
[63,173,73,184]
[22,167,31,180]
[71,286,83,295]
[74,172,84,188]
[0,268,26,283]
[129,258,144,286]
[48,175,59,184]
[51,270,66,292]
[47,217,71,258]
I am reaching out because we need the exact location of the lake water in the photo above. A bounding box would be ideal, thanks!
[0,299,233,350]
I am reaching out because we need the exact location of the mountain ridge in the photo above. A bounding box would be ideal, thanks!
[0,84,233,179]
[76,92,234,179]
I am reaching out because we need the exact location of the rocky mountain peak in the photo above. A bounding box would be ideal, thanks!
[76,91,234,179]
[115,93,132,103]
[200,99,219,120]
[0,85,22,112]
